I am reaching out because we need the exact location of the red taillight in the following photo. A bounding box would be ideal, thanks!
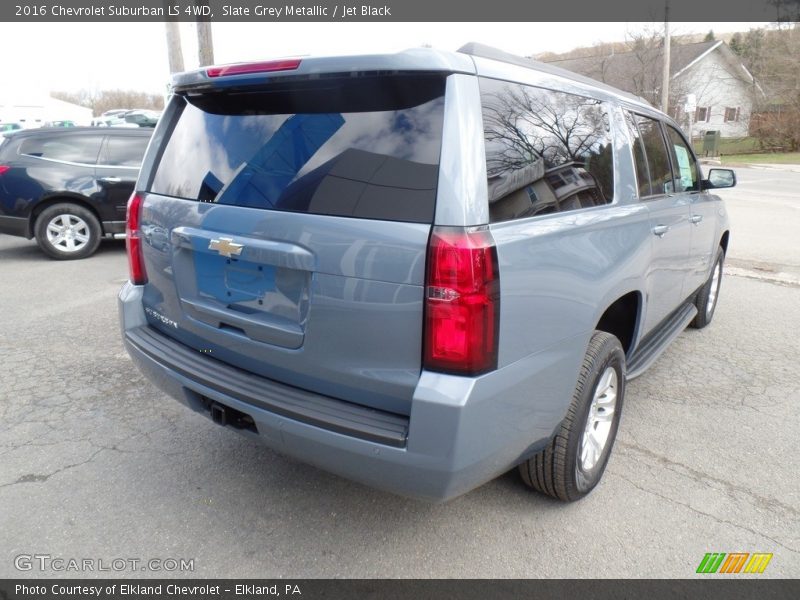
[0,165,10,176]
[206,59,302,78]
[126,192,147,285]
[424,227,499,375]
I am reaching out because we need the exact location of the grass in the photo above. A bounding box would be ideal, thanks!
[720,152,800,165]
[691,136,800,164]
[692,136,761,156]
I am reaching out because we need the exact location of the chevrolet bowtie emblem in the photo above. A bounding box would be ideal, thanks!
[208,237,244,258]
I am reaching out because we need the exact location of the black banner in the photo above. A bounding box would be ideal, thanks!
[2,580,800,600]
[1,0,800,22]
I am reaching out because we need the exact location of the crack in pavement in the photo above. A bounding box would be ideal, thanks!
[0,447,105,490]
[611,471,800,554]
[0,421,190,490]
[617,440,800,520]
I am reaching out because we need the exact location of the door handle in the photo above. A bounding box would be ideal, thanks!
[690,214,703,224]
[98,176,122,184]
[652,225,670,237]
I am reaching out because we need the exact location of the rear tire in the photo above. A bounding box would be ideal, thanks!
[519,331,626,502]
[34,203,102,260]
[691,247,724,329]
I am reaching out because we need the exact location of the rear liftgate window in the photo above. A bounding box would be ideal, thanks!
[479,78,614,223]
[148,75,447,223]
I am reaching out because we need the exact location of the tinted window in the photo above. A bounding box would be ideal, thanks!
[480,78,614,223]
[20,134,103,165]
[148,75,446,224]
[664,125,699,192]
[103,135,150,167]
[636,116,672,196]
[624,111,652,197]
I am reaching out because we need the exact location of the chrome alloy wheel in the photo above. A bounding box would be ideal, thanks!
[579,366,618,471]
[46,214,91,253]
[707,259,722,319]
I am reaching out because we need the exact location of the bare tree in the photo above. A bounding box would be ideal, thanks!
[624,27,667,107]
[729,24,800,150]
[51,89,165,116]
[49,89,100,115]
[750,25,800,150]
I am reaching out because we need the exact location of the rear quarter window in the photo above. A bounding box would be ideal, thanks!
[479,77,614,223]
[102,135,150,167]
[147,74,446,224]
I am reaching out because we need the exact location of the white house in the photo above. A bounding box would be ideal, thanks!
[541,41,763,138]
[669,41,763,138]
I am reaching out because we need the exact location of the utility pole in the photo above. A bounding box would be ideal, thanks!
[661,3,671,114]
[164,21,185,74]
[196,1,215,66]
[196,22,214,66]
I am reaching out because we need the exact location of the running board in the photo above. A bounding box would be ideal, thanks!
[626,303,697,380]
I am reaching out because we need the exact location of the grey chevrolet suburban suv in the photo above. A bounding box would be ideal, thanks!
[119,44,734,502]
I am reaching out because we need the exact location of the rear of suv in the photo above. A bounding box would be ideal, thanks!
[119,45,733,501]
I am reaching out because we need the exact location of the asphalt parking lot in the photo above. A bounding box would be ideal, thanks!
[1,166,798,578]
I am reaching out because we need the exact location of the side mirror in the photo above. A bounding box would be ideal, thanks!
[702,168,736,190]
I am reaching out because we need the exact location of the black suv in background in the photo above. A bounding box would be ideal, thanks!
[0,127,152,259]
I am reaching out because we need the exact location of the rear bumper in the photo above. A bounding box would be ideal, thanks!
[126,324,410,448]
[119,282,583,501]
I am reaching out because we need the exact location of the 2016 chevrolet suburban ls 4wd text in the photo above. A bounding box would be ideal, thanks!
[118,44,735,502]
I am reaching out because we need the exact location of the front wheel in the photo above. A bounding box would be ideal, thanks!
[691,247,724,329]
[519,331,626,502]
[34,203,102,260]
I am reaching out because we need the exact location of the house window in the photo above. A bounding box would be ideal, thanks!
[724,107,740,122]
[696,107,710,122]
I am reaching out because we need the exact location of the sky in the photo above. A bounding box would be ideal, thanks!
[0,21,770,97]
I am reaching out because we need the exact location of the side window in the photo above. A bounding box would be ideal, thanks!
[103,135,150,167]
[624,111,652,197]
[636,116,673,196]
[664,125,699,192]
[480,78,614,223]
[20,134,103,165]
